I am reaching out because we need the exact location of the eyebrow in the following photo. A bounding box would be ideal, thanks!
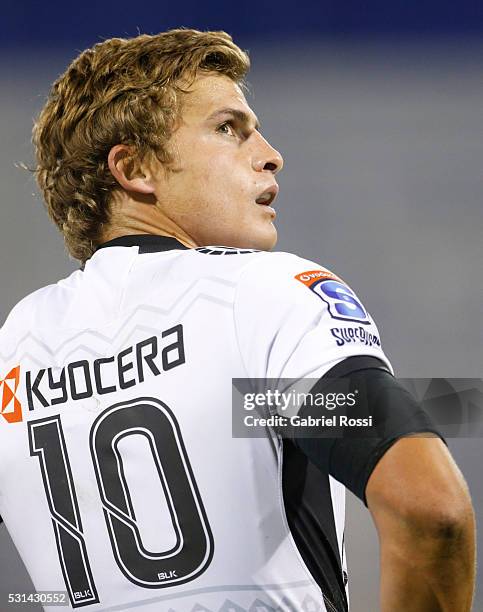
[206,107,261,131]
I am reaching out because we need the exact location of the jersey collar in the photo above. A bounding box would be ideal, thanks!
[95,234,190,254]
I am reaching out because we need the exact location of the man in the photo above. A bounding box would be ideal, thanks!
[0,29,475,611]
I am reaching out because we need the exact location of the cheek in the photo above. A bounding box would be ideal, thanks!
[198,166,249,204]
[177,147,252,208]
[187,161,223,195]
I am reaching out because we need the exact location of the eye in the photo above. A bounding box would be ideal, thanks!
[216,121,236,137]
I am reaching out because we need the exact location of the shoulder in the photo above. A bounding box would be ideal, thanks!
[188,245,333,276]
[0,286,52,364]
[231,250,359,334]
[235,249,344,302]
[0,270,82,336]
[167,246,333,288]
[1,286,54,332]
[234,249,379,335]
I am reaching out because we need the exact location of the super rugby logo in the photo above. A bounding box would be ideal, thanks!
[0,365,22,423]
[294,269,370,324]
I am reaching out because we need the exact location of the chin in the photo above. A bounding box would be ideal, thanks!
[257,232,278,251]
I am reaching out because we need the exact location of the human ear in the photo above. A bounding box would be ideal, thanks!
[107,144,155,194]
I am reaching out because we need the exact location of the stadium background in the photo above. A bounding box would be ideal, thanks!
[1,1,482,609]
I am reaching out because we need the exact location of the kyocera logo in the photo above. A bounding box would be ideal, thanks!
[25,325,185,411]
[0,365,22,423]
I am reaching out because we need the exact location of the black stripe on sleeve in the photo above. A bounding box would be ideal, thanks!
[292,356,446,505]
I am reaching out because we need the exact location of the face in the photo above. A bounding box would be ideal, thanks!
[152,72,284,250]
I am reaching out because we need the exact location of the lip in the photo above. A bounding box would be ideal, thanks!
[255,184,279,207]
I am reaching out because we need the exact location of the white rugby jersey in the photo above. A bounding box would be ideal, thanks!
[0,235,392,612]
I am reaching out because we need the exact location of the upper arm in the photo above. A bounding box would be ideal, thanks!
[366,435,473,537]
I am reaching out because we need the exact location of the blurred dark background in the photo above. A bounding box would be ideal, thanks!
[1,1,482,610]
[3,0,483,46]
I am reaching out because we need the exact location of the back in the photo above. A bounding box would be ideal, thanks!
[0,235,392,612]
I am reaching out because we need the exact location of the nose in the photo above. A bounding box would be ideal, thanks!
[252,133,284,175]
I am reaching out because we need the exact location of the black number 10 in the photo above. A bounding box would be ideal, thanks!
[28,397,214,608]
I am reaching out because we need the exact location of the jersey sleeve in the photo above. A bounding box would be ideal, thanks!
[234,252,392,382]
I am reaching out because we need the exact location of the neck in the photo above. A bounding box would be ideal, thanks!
[101,195,199,248]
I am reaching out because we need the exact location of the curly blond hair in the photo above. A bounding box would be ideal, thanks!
[33,29,250,263]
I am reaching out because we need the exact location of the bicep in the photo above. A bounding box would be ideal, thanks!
[366,435,472,534]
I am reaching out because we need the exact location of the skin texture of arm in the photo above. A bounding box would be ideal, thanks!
[366,435,476,612]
